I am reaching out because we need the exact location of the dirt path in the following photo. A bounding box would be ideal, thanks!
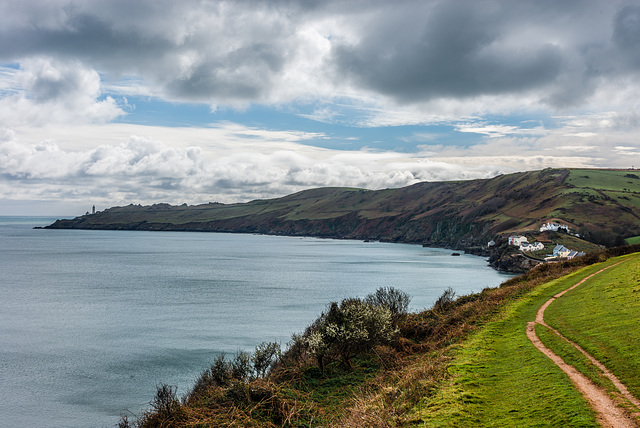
[527,262,639,428]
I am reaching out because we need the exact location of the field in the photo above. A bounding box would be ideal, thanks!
[414,254,640,426]
[544,254,640,400]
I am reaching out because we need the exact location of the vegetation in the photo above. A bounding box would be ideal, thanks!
[121,245,640,427]
[544,253,640,399]
[48,168,640,256]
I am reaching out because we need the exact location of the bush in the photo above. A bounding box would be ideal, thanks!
[365,287,411,317]
[253,341,281,379]
[433,287,456,312]
[305,298,397,371]
[136,383,183,425]
[231,351,253,382]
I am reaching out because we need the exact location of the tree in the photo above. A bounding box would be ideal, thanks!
[305,298,396,371]
[365,286,411,317]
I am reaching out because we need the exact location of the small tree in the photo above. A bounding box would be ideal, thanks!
[231,351,253,382]
[433,287,456,312]
[147,384,182,423]
[252,341,281,378]
[306,298,397,371]
[365,287,411,317]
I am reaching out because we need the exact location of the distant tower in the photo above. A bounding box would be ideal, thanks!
[92,205,96,214]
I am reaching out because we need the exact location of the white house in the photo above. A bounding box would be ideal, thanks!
[520,242,544,252]
[508,235,528,246]
[540,222,570,233]
[553,245,571,258]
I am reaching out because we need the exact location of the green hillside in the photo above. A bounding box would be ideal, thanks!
[47,168,640,252]
[120,246,640,427]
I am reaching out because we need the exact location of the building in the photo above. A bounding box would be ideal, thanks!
[508,235,528,246]
[520,242,544,252]
[553,245,571,258]
[540,222,570,233]
[567,250,586,260]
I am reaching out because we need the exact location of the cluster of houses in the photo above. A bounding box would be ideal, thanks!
[539,222,570,233]
[506,233,585,260]
[507,235,544,252]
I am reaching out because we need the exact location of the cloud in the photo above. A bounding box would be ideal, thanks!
[0,129,512,209]
[1,0,638,116]
[2,0,640,215]
[0,59,124,127]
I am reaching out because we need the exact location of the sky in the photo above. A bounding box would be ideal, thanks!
[1,0,640,216]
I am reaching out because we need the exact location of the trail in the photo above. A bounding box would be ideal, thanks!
[527,261,639,428]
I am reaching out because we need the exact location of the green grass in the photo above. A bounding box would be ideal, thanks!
[413,260,630,427]
[626,236,640,245]
[543,253,640,399]
[567,169,640,192]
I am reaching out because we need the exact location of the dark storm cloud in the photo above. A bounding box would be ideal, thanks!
[0,0,639,110]
[332,1,564,102]
[613,5,640,69]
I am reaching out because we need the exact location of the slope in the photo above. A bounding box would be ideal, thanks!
[46,168,640,252]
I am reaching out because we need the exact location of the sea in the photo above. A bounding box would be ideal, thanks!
[0,216,512,427]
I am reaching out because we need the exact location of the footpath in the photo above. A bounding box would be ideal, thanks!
[527,260,640,428]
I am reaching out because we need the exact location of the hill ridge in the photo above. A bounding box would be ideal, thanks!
[46,168,640,260]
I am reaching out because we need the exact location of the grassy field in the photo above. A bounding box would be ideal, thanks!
[413,257,634,427]
[627,236,640,245]
[543,253,640,400]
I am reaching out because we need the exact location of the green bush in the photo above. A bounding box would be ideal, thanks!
[252,341,281,379]
[304,296,397,371]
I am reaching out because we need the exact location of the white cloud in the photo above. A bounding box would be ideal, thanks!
[0,58,125,127]
[2,1,640,214]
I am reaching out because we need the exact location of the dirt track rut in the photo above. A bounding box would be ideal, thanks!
[527,262,639,428]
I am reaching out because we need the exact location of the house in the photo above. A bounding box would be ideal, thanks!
[520,242,544,252]
[540,222,570,233]
[508,235,528,246]
[567,250,586,260]
[553,245,571,258]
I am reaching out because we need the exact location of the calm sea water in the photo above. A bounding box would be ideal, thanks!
[0,216,512,427]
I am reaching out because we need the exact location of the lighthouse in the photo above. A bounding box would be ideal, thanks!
[92,205,96,214]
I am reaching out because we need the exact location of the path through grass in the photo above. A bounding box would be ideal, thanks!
[542,253,640,420]
[413,258,632,427]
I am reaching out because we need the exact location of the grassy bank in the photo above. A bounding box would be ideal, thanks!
[122,246,640,427]
[414,254,639,426]
[543,253,640,410]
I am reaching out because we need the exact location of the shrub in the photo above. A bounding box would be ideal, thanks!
[231,351,253,383]
[365,287,411,317]
[433,287,456,312]
[305,298,397,371]
[253,341,281,378]
[137,383,183,425]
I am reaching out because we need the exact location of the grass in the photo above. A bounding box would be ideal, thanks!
[566,169,640,192]
[543,253,640,399]
[626,236,640,245]
[412,265,625,427]
[122,246,640,427]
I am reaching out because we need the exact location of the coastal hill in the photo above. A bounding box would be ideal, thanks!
[47,168,640,254]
